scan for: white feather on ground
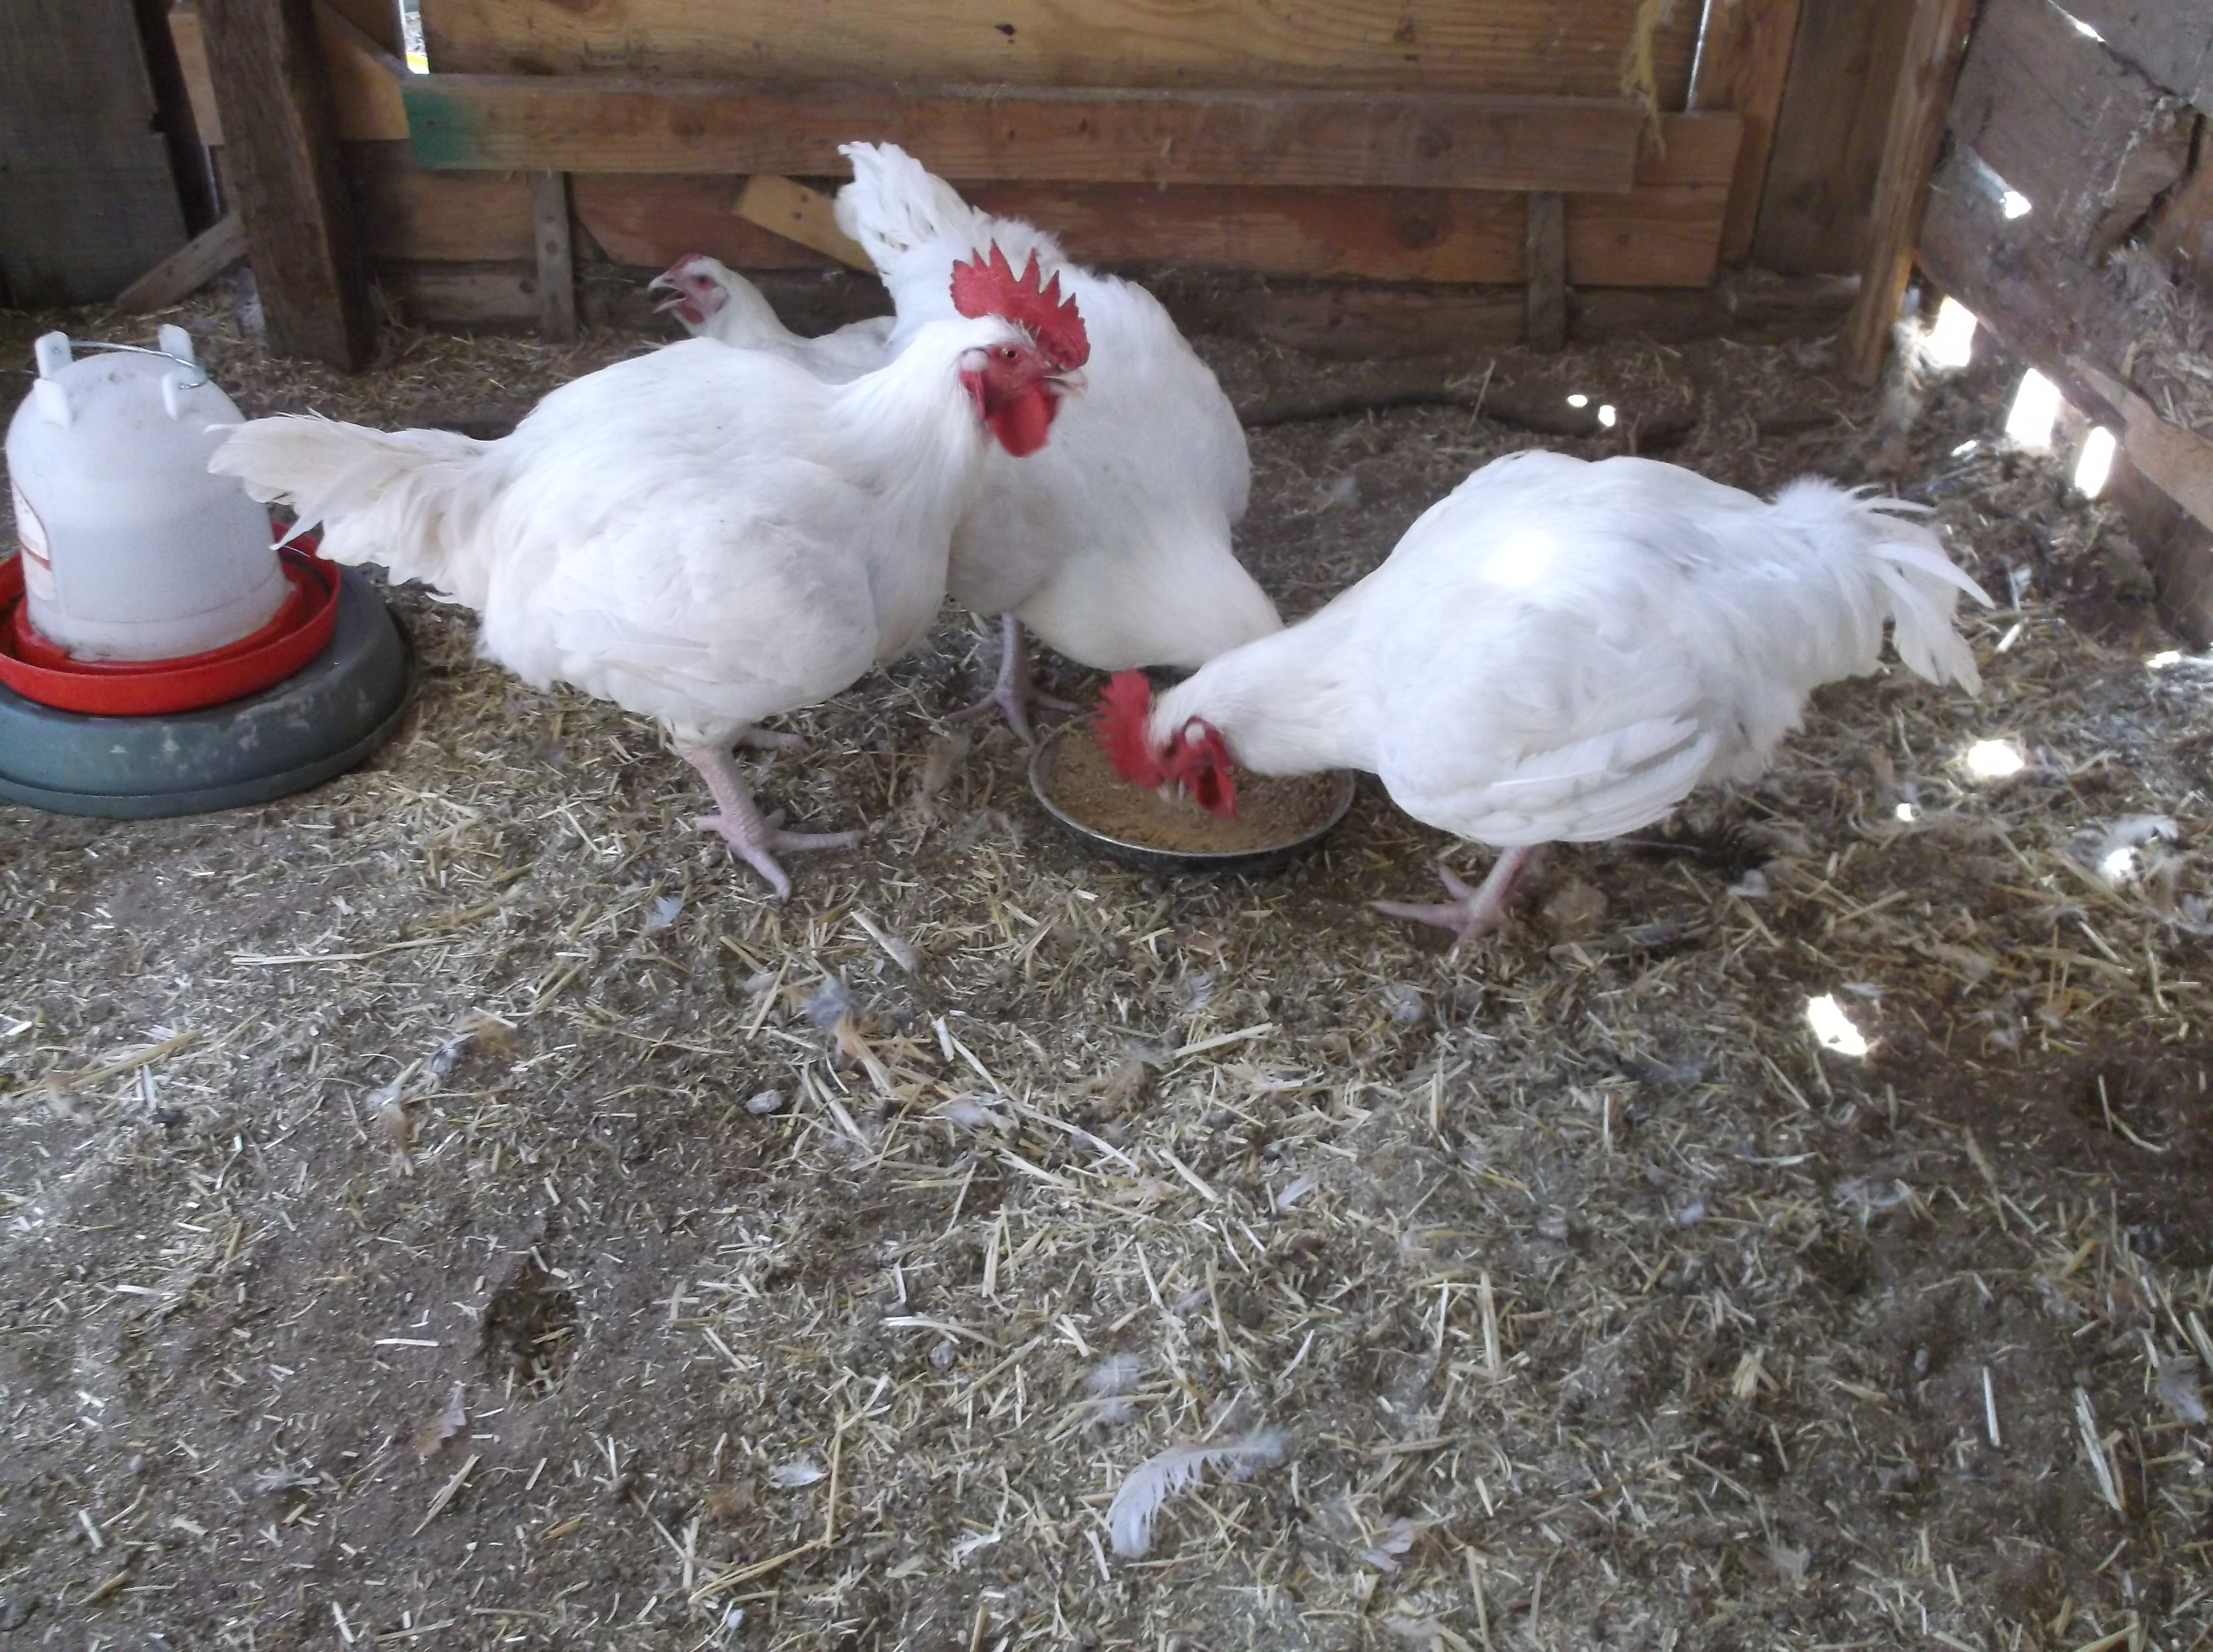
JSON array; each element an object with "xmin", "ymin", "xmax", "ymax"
[{"xmin": 1105, "ymin": 1427, "xmax": 1288, "ymax": 1558}]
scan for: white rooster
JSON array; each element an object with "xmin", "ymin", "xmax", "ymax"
[
  {"xmin": 211, "ymin": 250, "xmax": 1088, "ymax": 899},
  {"xmin": 835, "ymin": 142, "xmax": 1280, "ymax": 741},
  {"xmin": 1095, "ymin": 451, "xmax": 1991, "ymax": 942},
  {"xmin": 648, "ymin": 252, "xmax": 893, "ymax": 382}
]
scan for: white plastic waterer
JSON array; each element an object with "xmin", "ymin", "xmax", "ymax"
[{"xmin": 7, "ymin": 325, "xmax": 285, "ymax": 661}]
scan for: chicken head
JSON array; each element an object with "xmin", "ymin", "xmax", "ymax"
[
  {"xmin": 648, "ymin": 253, "xmax": 726, "ymax": 328},
  {"xmin": 951, "ymin": 246, "xmax": 1089, "ymax": 458},
  {"xmin": 1094, "ymin": 669, "xmax": 1238, "ymax": 818}
]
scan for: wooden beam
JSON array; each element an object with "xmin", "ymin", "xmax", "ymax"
[
  {"xmin": 418, "ymin": 0, "xmax": 1698, "ymax": 103},
  {"xmin": 116, "ymin": 208, "xmax": 248, "ymax": 310},
  {"xmin": 529, "ymin": 170, "xmax": 576, "ymax": 342},
  {"xmin": 1947, "ymin": 0, "xmax": 2195, "ymax": 260},
  {"xmin": 1752, "ymin": 0, "xmax": 1919, "ymax": 276},
  {"xmin": 570, "ymin": 175, "xmax": 833, "ymax": 272},
  {"xmin": 400, "ymin": 77, "xmax": 1646, "ymax": 194},
  {"xmin": 734, "ymin": 176, "xmax": 871, "ymax": 271},
  {"xmin": 1525, "ymin": 191, "xmax": 1567, "ymax": 352},
  {"xmin": 170, "ymin": 1, "xmax": 408, "ymax": 145},
  {"xmin": 197, "ymin": 0, "xmax": 375, "ymax": 367},
  {"xmin": 2047, "ymin": 0, "xmax": 2213, "ymax": 113},
  {"xmin": 1843, "ymin": 0, "xmax": 1979, "ymax": 384},
  {"xmin": 1690, "ymin": 0, "xmax": 1804, "ymax": 263}
]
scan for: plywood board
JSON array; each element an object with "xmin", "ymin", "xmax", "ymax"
[
  {"xmin": 0, "ymin": 0, "xmax": 188, "ymax": 305},
  {"xmin": 401, "ymin": 77, "xmax": 1646, "ymax": 194},
  {"xmin": 417, "ymin": 0, "xmax": 1695, "ymax": 102}
]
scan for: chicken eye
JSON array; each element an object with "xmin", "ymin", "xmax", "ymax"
[{"xmin": 997, "ymin": 346, "xmax": 1018, "ymax": 361}]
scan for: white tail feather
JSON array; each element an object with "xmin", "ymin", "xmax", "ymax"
[
  {"xmin": 1106, "ymin": 1428, "xmax": 1287, "ymax": 1559},
  {"xmin": 209, "ymin": 416, "xmax": 490, "ymax": 602},
  {"xmin": 834, "ymin": 141, "xmax": 1062, "ymax": 277},
  {"xmin": 1770, "ymin": 477, "xmax": 1991, "ymax": 695}
]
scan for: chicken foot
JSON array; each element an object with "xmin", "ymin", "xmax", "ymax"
[
  {"xmin": 949, "ymin": 614, "xmax": 1078, "ymax": 747},
  {"xmin": 675, "ymin": 737, "xmax": 859, "ymax": 900},
  {"xmin": 1372, "ymin": 844, "xmax": 1547, "ymax": 947}
]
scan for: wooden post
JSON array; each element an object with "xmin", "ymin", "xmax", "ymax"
[
  {"xmin": 1843, "ymin": 0, "xmax": 1980, "ymax": 385},
  {"xmin": 197, "ymin": 0, "xmax": 375, "ymax": 368},
  {"xmin": 530, "ymin": 170, "xmax": 577, "ymax": 342},
  {"xmin": 1689, "ymin": 0, "xmax": 1804, "ymax": 264},
  {"xmin": 1524, "ymin": 191, "xmax": 1567, "ymax": 352}
]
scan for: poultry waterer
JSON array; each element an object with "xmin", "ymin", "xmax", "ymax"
[{"xmin": 1, "ymin": 327, "xmax": 412, "ymax": 818}]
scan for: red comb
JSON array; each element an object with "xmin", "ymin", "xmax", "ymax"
[
  {"xmin": 1093, "ymin": 670, "xmax": 1163, "ymax": 787},
  {"xmin": 949, "ymin": 245, "xmax": 1089, "ymax": 371}
]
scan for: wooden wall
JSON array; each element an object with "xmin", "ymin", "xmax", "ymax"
[
  {"xmin": 1911, "ymin": 0, "xmax": 2213, "ymax": 621},
  {"xmin": 165, "ymin": 0, "xmax": 1928, "ymax": 355},
  {"xmin": 1, "ymin": 0, "xmax": 195, "ymax": 306}
]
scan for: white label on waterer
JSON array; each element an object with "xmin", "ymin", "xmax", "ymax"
[{"xmin": 11, "ymin": 483, "xmax": 56, "ymax": 601}]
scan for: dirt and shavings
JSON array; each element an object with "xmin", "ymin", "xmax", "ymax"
[
  {"xmin": 1040, "ymin": 729, "xmax": 1346, "ymax": 856},
  {"xmin": 2, "ymin": 292, "xmax": 2213, "ymax": 1652}
]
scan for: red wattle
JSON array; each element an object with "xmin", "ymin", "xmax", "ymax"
[{"xmin": 987, "ymin": 387, "xmax": 1056, "ymax": 457}]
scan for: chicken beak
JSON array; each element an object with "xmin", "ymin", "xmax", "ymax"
[
  {"xmin": 1047, "ymin": 367, "xmax": 1087, "ymax": 398},
  {"xmin": 647, "ymin": 272, "xmax": 682, "ymax": 313}
]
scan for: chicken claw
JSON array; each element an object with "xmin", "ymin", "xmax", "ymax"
[
  {"xmin": 1372, "ymin": 846, "xmax": 1546, "ymax": 947},
  {"xmin": 676, "ymin": 739, "xmax": 860, "ymax": 900},
  {"xmin": 950, "ymin": 614, "xmax": 1078, "ymax": 747}
]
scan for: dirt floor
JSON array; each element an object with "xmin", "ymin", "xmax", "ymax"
[{"xmin": 2, "ymin": 285, "xmax": 2211, "ymax": 1652}]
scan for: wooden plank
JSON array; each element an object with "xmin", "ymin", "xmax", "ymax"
[
  {"xmin": 199, "ymin": 0, "xmax": 376, "ymax": 367},
  {"xmin": 1918, "ymin": 145, "xmax": 2213, "ymax": 540},
  {"xmin": 1947, "ymin": 0, "xmax": 2195, "ymax": 259},
  {"xmin": 171, "ymin": 1, "xmax": 408, "ymax": 144},
  {"xmin": 417, "ymin": 0, "xmax": 1697, "ymax": 102},
  {"xmin": 570, "ymin": 175, "xmax": 834, "ymax": 270},
  {"xmin": 116, "ymin": 209, "xmax": 248, "ymax": 310},
  {"xmin": 1843, "ymin": 0, "xmax": 1978, "ymax": 384},
  {"xmin": 315, "ymin": 0, "xmax": 410, "ymax": 141},
  {"xmin": 529, "ymin": 170, "xmax": 576, "ymax": 341},
  {"xmin": 170, "ymin": 3, "xmax": 222, "ymax": 143},
  {"xmin": 969, "ymin": 184, "xmax": 1525, "ymax": 283},
  {"xmin": 2051, "ymin": 0, "xmax": 2213, "ymax": 113},
  {"xmin": 734, "ymin": 176, "xmax": 871, "ymax": 271},
  {"xmin": 346, "ymin": 140, "xmax": 532, "ymax": 260},
  {"xmin": 324, "ymin": 0, "xmax": 400, "ymax": 55},
  {"xmin": 1690, "ymin": 0, "xmax": 1803, "ymax": 263},
  {"xmin": 1566, "ymin": 110, "xmax": 1741, "ymax": 287},
  {"xmin": 2071, "ymin": 359, "xmax": 2213, "ymax": 529},
  {"xmin": 1526, "ymin": 191, "xmax": 1567, "ymax": 351},
  {"xmin": 374, "ymin": 260, "xmax": 536, "ymax": 328},
  {"xmin": 400, "ymin": 77, "xmax": 1646, "ymax": 193},
  {"xmin": 0, "ymin": 0, "xmax": 189, "ymax": 305},
  {"xmin": 1752, "ymin": 0, "xmax": 1917, "ymax": 274},
  {"xmin": 375, "ymin": 110, "xmax": 1733, "ymax": 286}
]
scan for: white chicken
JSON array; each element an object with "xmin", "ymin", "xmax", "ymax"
[
  {"xmin": 835, "ymin": 142, "xmax": 1280, "ymax": 741},
  {"xmin": 1096, "ymin": 451, "xmax": 1991, "ymax": 942},
  {"xmin": 648, "ymin": 253, "xmax": 893, "ymax": 383},
  {"xmin": 211, "ymin": 249, "xmax": 1088, "ymax": 898}
]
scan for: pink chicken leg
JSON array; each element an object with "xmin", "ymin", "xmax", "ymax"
[
  {"xmin": 1371, "ymin": 845, "xmax": 1547, "ymax": 947},
  {"xmin": 675, "ymin": 737, "xmax": 860, "ymax": 900},
  {"xmin": 949, "ymin": 613, "xmax": 1079, "ymax": 747}
]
